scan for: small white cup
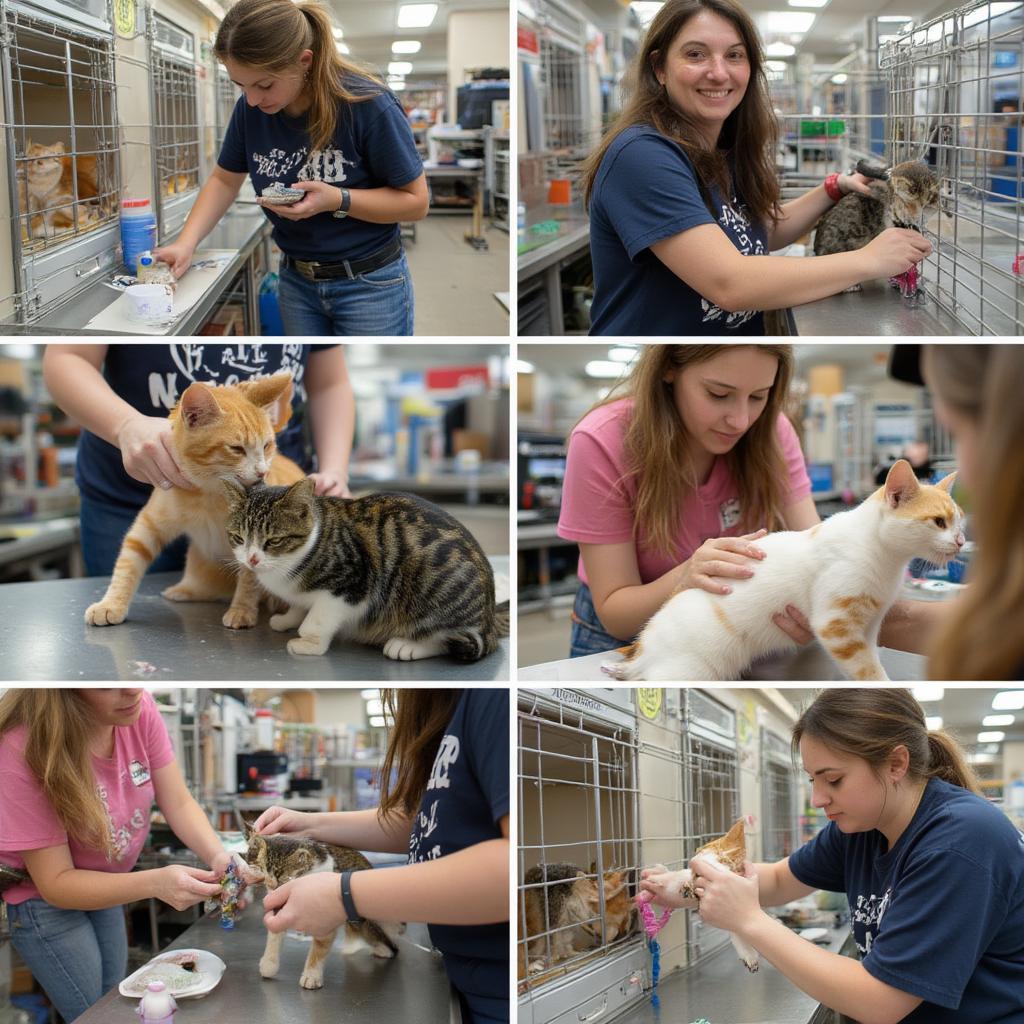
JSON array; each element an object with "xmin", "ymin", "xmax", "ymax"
[{"xmin": 125, "ymin": 283, "xmax": 174, "ymax": 323}]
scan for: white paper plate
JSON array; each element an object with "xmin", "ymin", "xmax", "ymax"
[
  {"xmin": 119, "ymin": 948, "xmax": 226, "ymax": 999},
  {"xmin": 798, "ymin": 927, "xmax": 829, "ymax": 943}
]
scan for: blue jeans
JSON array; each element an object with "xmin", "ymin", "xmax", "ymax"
[
  {"xmin": 569, "ymin": 583, "xmax": 627, "ymax": 658},
  {"xmin": 6, "ymin": 899, "xmax": 127, "ymax": 1023},
  {"xmin": 278, "ymin": 250, "xmax": 414, "ymax": 335},
  {"xmin": 79, "ymin": 493, "xmax": 186, "ymax": 578}
]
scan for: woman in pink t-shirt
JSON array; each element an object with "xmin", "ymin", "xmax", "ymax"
[
  {"xmin": 0, "ymin": 689, "xmax": 232, "ymax": 1022},
  {"xmin": 558, "ymin": 344, "xmax": 820, "ymax": 657}
]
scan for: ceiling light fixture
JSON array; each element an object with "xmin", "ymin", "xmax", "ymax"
[
  {"xmin": 388, "ymin": 61, "xmax": 413, "ymax": 76},
  {"xmin": 913, "ymin": 685, "xmax": 944, "ymax": 703},
  {"xmin": 977, "ymin": 731, "xmax": 1005, "ymax": 743},
  {"xmin": 757, "ymin": 11, "xmax": 817, "ymax": 33},
  {"xmin": 397, "ymin": 4, "xmax": 438, "ymax": 28},
  {"xmin": 982, "ymin": 714, "xmax": 1015, "ymax": 727},
  {"xmin": 992, "ymin": 691, "xmax": 1024, "ymax": 710},
  {"xmin": 585, "ymin": 360, "xmax": 629, "ymax": 379},
  {"xmin": 392, "ymin": 40, "xmax": 422, "ymax": 54},
  {"xmin": 766, "ymin": 42, "xmax": 797, "ymax": 56}
]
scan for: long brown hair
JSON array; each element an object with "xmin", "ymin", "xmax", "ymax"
[
  {"xmin": 0, "ymin": 690, "xmax": 115, "ymax": 856},
  {"xmin": 924, "ymin": 345, "xmax": 1024, "ymax": 680},
  {"xmin": 792, "ymin": 688, "xmax": 981, "ymax": 795},
  {"xmin": 377, "ymin": 690, "xmax": 462, "ymax": 821},
  {"xmin": 581, "ymin": 0, "xmax": 780, "ymax": 227},
  {"xmin": 582, "ymin": 345, "xmax": 794, "ymax": 558},
  {"xmin": 214, "ymin": 0, "xmax": 383, "ymax": 154}
]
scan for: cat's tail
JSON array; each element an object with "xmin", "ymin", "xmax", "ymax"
[
  {"xmin": 358, "ymin": 918, "xmax": 400, "ymax": 958},
  {"xmin": 494, "ymin": 599, "xmax": 510, "ymax": 637}
]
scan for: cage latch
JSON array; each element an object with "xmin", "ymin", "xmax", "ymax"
[{"xmin": 74, "ymin": 257, "xmax": 105, "ymax": 281}]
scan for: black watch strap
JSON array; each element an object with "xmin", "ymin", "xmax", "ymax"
[{"xmin": 340, "ymin": 869, "xmax": 363, "ymax": 923}]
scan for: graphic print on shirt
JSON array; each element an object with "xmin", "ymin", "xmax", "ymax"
[
  {"xmin": 408, "ymin": 733, "xmax": 460, "ymax": 864},
  {"xmin": 147, "ymin": 343, "xmax": 309, "ymax": 411},
  {"xmin": 852, "ymin": 888, "xmax": 892, "ymax": 955},
  {"xmin": 252, "ymin": 145, "xmax": 356, "ymax": 185},
  {"xmin": 128, "ymin": 759, "xmax": 151, "ymax": 787},
  {"xmin": 719, "ymin": 497, "xmax": 742, "ymax": 531},
  {"xmin": 97, "ymin": 783, "xmax": 148, "ymax": 862},
  {"xmin": 700, "ymin": 198, "xmax": 767, "ymax": 329}
]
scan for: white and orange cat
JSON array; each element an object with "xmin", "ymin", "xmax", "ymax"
[
  {"xmin": 85, "ymin": 373, "xmax": 303, "ymax": 630},
  {"xmin": 607, "ymin": 460, "xmax": 963, "ymax": 681},
  {"xmin": 18, "ymin": 141, "xmax": 101, "ymax": 239}
]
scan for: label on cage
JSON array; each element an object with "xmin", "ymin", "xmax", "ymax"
[
  {"xmin": 114, "ymin": 0, "xmax": 135, "ymax": 37},
  {"xmin": 637, "ymin": 689, "xmax": 663, "ymax": 720},
  {"xmin": 550, "ymin": 688, "xmax": 604, "ymax": 713}
]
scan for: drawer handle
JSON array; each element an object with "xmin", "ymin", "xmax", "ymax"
[
  {"xmin": 578, "ymin": 996, "xmax": 608, "ymax": 1022},
  {"xmin": 75, "ymin": 260, "xmax": 103, "ymax": 280}
]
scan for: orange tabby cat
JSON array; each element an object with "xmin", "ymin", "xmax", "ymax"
[
  {"xmin": 18, "ymin": 141, "xmax": 100, "ymax": 238},
  {"xmin": 85, "ymin": 373, "xmax": 303, "ymax": 630}
]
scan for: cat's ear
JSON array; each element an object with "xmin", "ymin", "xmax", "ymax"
[
  {"xmin": 178, "ymin": 382, "xmax": 223, "ymax": 429},
  {"xmin": 883, "ymin": 459, "xmax": 920, "ymax": 509},
  {"xmin": 934, "ymin": 471, "xmax": 957, "ymax": 494},
  {"xmin": 238, "ymin": 373, "xmax": 294, "ymax": 433},
  {"xmin": 222, "ymin": 478, "xmax": 247, "ymax": 509},
  {"xmin": 285, "ymin": 477, "xmax": 317, "ymax": 504}
]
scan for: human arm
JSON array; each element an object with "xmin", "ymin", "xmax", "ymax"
[
  {"xmin": 40, "ymin": 344, "xmax": 194, "ymax": 490},
  {"xmin": 262, "ymin": 816, "xmax": 509, "ymax": 936},
  {"xmin": 261, "ymin": 174, "xmax": 429, "ymax": 223},
  {"xmin": 304, "ymin": 346, "xmax": 355, "ymax": 498},
  {"xmin": 638, "ymin": 856, "xmax": 814, "ymax": 909},
  {"xmin": 154, "ymin": 165, "xmax": 248, "ymax": 277},
  {"xmin": 151, "ymin": 760, "xmax": 229, "ymax": 875},
  {"xmin": 252, "ymin": 805, "xmax": 415, "ymax": 855},
  {"xmin": 878, "ymin": 598, "xmax": 954, "ymax": 655},
  {"xmin": 766, "ymin": 173, "xmax": 875, "ymax": 251}
]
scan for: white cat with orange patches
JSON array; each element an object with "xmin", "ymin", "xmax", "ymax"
[
  {"xmin": 85, "ymin": 373, "xmax": 304, "ymax": 629},
  {"xmin": 607, "ymin": 460, "xmax": 963, "ymax": 681}
]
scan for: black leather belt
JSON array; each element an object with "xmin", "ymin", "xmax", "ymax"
[{"xmin": 284, "ymin": 240, "xmax": 402, "ymax": 281}]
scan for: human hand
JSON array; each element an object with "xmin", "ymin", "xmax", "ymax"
[
  {"xmin": 251, "ymin": 805, "xmax": 318, "ymax": 838},
  {"xmin": 837, "ymin": 172, "xmax": 874, "ymax": 198},
  {"xmin": 772, "ymin": 604, "xmax": 814, "ymax": 645},
  {"xmin": 152, "ymin": 240, "xmax": 195, "ymax": 279},
  {"xmin": 259, "ymin": 181, "xmax": 342, "ymax": 221},
  {"xmin": 688, "ymin": 856, "xmax": 762, "ymax": 937},
  {"xmin": 263, "ymin": 872, "xmax": 346, "ymax": 938},
  {"xmin": 638, "ymin": 865, "xmax": 700, "ymax": 910},
  {"xmin": 114, "ymin": 414, "xmax": 196, "ymax": 491},
  {"xmin": 863, "ymin": 227, "xmax": 932, "ymax": 278},
  {"xmin": 307, "ymin": 471, "xmax": 351, "ymax": 498},
  {"xmin": 153, "ymin": 864, "xmax": 224, "ymax": 911},
  {"xmin": 675, "ymin": 529, "xmax": 768, "ymax": 596}
]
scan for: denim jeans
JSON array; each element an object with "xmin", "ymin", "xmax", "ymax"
[
  {"xmin": 277, "ymin": 250, "xmax": 414, "ymax": 336},
  {"xmin": 569, "ymin": 583, "xmax": 627, "ymax": 658},
  {"xmin": 6, "ymin": 899, "xmax": 127, "ymax": 1023},
  {"xmin": 79, "ymin": 493, "xmax": 186, "ymax": 578}
]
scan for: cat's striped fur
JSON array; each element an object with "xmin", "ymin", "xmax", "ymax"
[{"xmin": 224, "ymin": 479, "xmax": 509, "ymax": 660}]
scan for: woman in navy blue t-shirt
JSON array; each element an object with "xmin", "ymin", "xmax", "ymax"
[
  {"xmin": 581, "ymin": 0, "xmax": 932, "ymax": 336},
  {"xmin": 156, "ymin": 0, "xmax": 427, "ymax": 336},
  {"xmin": 641, "ymin": 689, "xmax": 1024, "ymax": 1023}
]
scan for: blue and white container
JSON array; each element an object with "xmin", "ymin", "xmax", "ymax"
[{"xmin": 120, "ymin": 198, "xmax": 157, "ymax": 274}]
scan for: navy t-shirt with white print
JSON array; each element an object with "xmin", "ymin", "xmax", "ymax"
[
  {"xmin": 588, "ymin": 124, "xmax": 767, "ymax": 336},
  {"xmin": 407, "ymin": 689, "xmax": 509, "ymax": 1021},
  {"xmin": 788, "ymin": 777, "xmax": 1024, "ymax": 1023},
  {"xmin": 218, "ymin": 76, "xmax": 422, "ymax": 261},
  {"xmin": 76, "ymin": 343, "xmax": 336, "ymax": 510}
]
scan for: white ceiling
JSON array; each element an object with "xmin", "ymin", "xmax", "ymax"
[{"xmin": 328, "ymin": 0, "xmax": 509, "ymax": 81}]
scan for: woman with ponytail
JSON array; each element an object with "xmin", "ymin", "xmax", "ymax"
[
  {"xmin": 156, "ymin": 0, "xmax": 427, "ymax": 335},
  {"xmin": 640, "ymin": 689, "xmax": 1024, "ymax": 1022}
]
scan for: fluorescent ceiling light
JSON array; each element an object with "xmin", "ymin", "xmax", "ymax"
[
  {"xmin": 977, "ymin": 731, "xmax": 1005, "ymax": 743},
  {"xmin": 913, "ymin": 685, "xmax": 944, "ymax": 702},
  {"xmin": 758, "ymin": 11, "xmax": 816, "ymax": 33},
  {"xmin": 766, "ymin": 42, "xmax": 797, "ymax": 56},
  {"xmin": 788, "ymin": 0, "xmax": 829, "ymax": 7},
  {"xmin": 516, "ymin": 360, "xmax": 535, "ymax": 374},
  {"xmin": 877, "ymin": 14, "xmax": 912, "ymax": 20},
  {"xmin": 397, "ymin": 3, "xmax": 438, "ymax": 28},
  {"xmin": 332, "ymin": 26, "xmax": 343, "ymax": 38},
  {"xmin": 992, "ymin": 690, "xmax": 1024, "ymax": 710},
  {"xmin": 586, "ymin": 360, "xmax": 629, "ymax": 379},
  {"xmin": 965, "ymin": 2, "xmax": 1020, "ymax": 28},
  {"xmin": 982, "ymin": 714, "xmax": 1015, "ymax": 727},
  {"xmin": 360, "ymin": 689, "xmax": 378, "ymax": 700},
  {"xmin": 608, "ymin": 346, "xmax": 638, "ymax": 363},
  {"xmin": 369, "ymin": 715, "xmax": 387, "ymax": 727},
  {"xmin": 766, "ymin": 59, "xmax": 789, "ymax": 70},
  {"xmin": 519, "ymin": 1, "xmax": 538, "ymax": 20},
  {"xmin": 925, "ymin": 716, "xmax": 943, "ymax": 731},
  {"xmin": 389, "ymin": 61, "xmax": 414, "ymax": 76},
  {"xmin": 392, "ymin": 40, "xmax": 422, "ymax": 54},
  {"xmin": 630, "ymin": 2, "xmax": 665, "ymax": 27},
  {"xmin": 391, "ymin": 81, "xmax": 407, "ymax": 90},
  {"xmin": 337, "ymin": 42, "xmax": 350, "ymax": 54},
  {"xmin": 831, "ymin": 73, "xmax": 848, "ymax": 84}
]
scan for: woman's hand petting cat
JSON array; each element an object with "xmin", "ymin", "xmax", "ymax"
[
  {"xmin": 862, "ymin": 228, "xmax": 933, "ymax": 277},
  {"xmin": 152, "ymin": 241, "xmax": 195, "ymax": 279},
  {"xmin": 153, "ymin": 864, "xmax": 224, "ymax": 911},
  {"xmin": 252, "ymin": 805, "xmax": 320, "ymax": 838},
  {"xmin": 689, "ymin": 855, "xmax": 763, "ymax": 938},
  {"xmin": 263, "ymin": 873, "xmax": 345, "ymax": 938},
  {"xmin": 259, "ymin": 181, "xmax": 343, "ymax": 221},
  {"xmin": 638, "ymin": 865, "xmax": 700, "ymax": 910},
  {"xmin": 772, "ymin": 604, "xmax": 815, "ymax": 646},
  {"xmin": 675, "ymin": 530, "xmax": 768, "ymax": 596},
  {"xmin": 114, "ymin": 413, "xmax": 196, "ymax": 491},
  {"xmin": 307, "ymin": 470, "xmax": 351, "ymax": 498},
  {"xmin": 836, "ymin": 172, "xmax": 874, "ymax": 198}
]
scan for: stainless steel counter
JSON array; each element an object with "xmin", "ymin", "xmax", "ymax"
[
  {"xmin": 517, "ymin": 641, "xmax": 926, "ymax": 683},
  {"xmin": 3, "ymin": 205, "xmax": 270, "ymax": 336},
  {"xmin": 0, "ymin": 562, "xmax": 510, "ymax": 681},
  {"xmin": 79, "ymin": 906, "xmax": 452, "ymax": 1024}
]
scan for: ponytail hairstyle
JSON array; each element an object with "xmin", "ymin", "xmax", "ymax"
[
  {"xmin": 792, "ymin": 688, "xmax": 981, "ymax": 796},
  {"xmin": 214, "ymin": 0, "xmax": 383, "ymax": 154},
  {"xmin": 0, "ymin": 690, "xmax": 115, "ymax": 856}
]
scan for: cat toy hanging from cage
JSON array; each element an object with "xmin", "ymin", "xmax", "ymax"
[{"xmin": 636, "ymin": 889, "xmax": 673, "ymax": 1009}]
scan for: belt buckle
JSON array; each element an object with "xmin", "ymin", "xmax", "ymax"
[{"xmin": 294, "ymin": 258, "xmax": 319, "ymax": 280}]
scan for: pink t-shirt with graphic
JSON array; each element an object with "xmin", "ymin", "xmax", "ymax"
[
  {"xmin": 0, "ymin": 691, "xmax": 176, "ymax": 905},
  {"xmin": 558, "ymin": 399, "xmax": 812, "ymax": 586}
]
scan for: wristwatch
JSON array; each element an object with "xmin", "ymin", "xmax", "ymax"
[
  {"xmin": 339, "ymin": 869, "xmax": 363, "ymax": 923},
  {"xmin": 332, "ymin": 188, "xmax": 352, "ymax": 220}
]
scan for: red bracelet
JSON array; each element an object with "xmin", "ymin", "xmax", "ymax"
[{"xmin": 824, "ymin": 173, "xmax": 844, "ymax": 202}]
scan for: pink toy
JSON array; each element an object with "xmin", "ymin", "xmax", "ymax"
[
  {"xmin": 890, "ymin": 262, "xmax": 919, "ymax": 298},
  {"xmin": 1013, "ymin": 254, "xmax": 1023, "ymax": 276},
  {"xmin": 136, "ymin": 980, "xmax": 176, "ymax": 1024},
  {"xmin": 636, "ymin": 889, "xmax": 673, "ymax": 939}
]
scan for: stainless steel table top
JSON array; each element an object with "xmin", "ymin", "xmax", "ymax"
[
  {"xmin": 79, "ymin": 907, "xmax": 452, "ymax": 1024},
  {"xmin": 0, "ymin": 562, "xmax": 510, "ymax": 682}
]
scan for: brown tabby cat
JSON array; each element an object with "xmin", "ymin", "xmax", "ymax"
[
  {"xmin": 18, "ymin": 141, "xmax": 100, "ymax": 239},
  {"xmin": 223, "ymin": 479, "xmax": 510, "ymax": 659},
  {"xmin": 242, "ymin": 825, "xmax": 400, "ymax": 990},
  {"xmin": 85, "ymin": 373, "xmax": 303, "ymax": 630},
  {"xmin": 520, "ymin": 864, "xmax": 631, "ymax": 977}
]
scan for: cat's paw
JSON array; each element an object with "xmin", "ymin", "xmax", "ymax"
[
  {"xmin": 288, "ymin": 636, "xmax": 328, "ymax": 656},
  {"xmin": 161, "ymin": 583, "xmax": 198, "ymax": 602},
  {"xmin": 85, "ymin": 601, "xmax": 126, "ymax": 626},
  {"xmin": 269, "ymin": 610, "xmax": 302, "ymax": 632},
  {"xmin": 371, "ymin": 943, "xmax": 396, "ymax": 958},
  {"xmin": 299, "ymin": 967, "xmax": 324, "ymax": 990},
  {"xmin": 223, "ymin": 605, "xmax": 259, "ymax": 630},
  {"xmin": 259, "ymin": 956, "xmax": 280, "ymax": 979},
  {"xmin": 383, "ymin": 636, "xmax": 443, "ymax": 661},
  {"xmin": 527, "ymin": 958, "xmax": 548, "ymax": 975}
]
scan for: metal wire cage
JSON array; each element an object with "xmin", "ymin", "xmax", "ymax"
[
  {"xmin": 148, "ymin": 10, "xmax": 199, "ymax": 241},
  {"xmin": 881, "ymin": 0, "xmax": 1024, "ymax": 334},
  {"xmin": 761, "ymin": 728, "xmax": 799, "ymax": 863},
  {"xmin": 517, "ymin": 689, "xmax": 643, "ymax": 1015},
  {"xmin": 214, "ymin": 65, "xmax": 239, "ymax": 146}
]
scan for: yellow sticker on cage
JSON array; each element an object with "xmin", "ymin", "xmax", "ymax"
[
  {"xmin": 114, "ymin": 0, "xmax": 136, "ymax": 38},
  {"xmin": 637, "ymin": 688, "xmax": 662, "ymax": 720}
]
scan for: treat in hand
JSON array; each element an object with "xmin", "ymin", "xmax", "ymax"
[{"xmin": 217, "ymin": 859, "xmax": 248, "ymax": 930}]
